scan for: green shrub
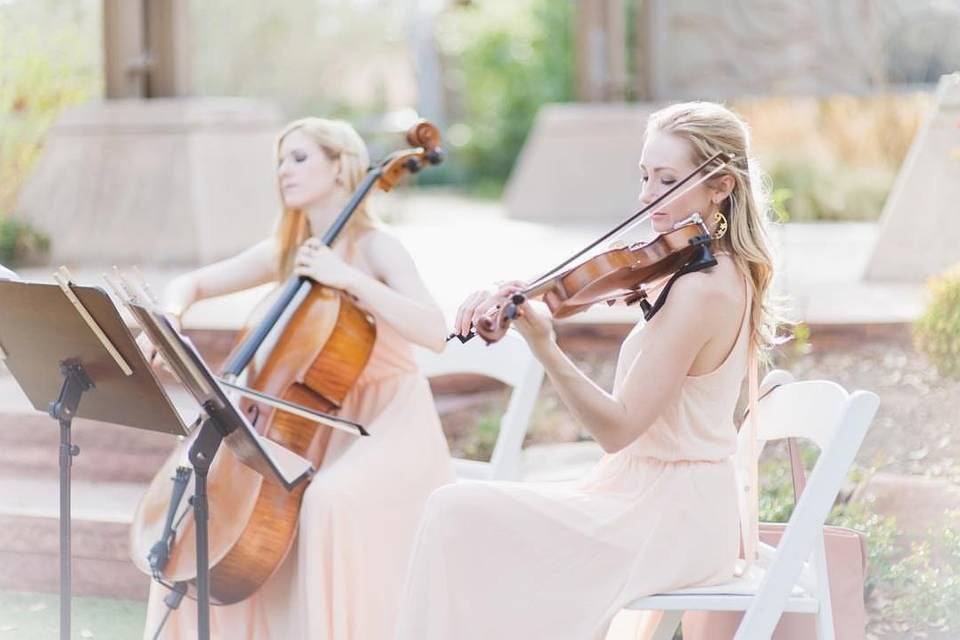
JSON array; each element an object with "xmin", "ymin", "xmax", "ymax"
[
  {"xmin": 766, "ymin": 157, "xmax": 894, "ymax": 222},
  {"xmin": 914, "ymin": 264, "xmax": 960, "ymax": 378},
  {"xmin": 0, "ymin": 1, "xmax": 99, "ymax": 214},
  {"xmin": 459, "ymin": 411, "xmax": 501, "ymax": 462},
  {"xmin": 884, "ymin": 513, "xmax": 960, "ymax": 631},
  {"xmin": 759, "ymin": 454, "xmax": 898, "ymax": 597},
  {"xmin": 434, "ymin": 0, "xmax": 574, "ymax": 194},
  {"xmin": 0, "ymin": 217, "xmax": 49, "ymax": 267}
]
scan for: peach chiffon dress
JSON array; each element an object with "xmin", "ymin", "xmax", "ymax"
[
  {"xmin": 143, "ymin": 313, "xmax": 455, "ymax": 639},
  {"xmin": 395, "ymin": 278, "xmax": 753, "ymax": 640}
]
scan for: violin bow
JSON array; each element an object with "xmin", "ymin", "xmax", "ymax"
[
  {"xmin": 446, "ymin": 152, "xmax": 736, "ymax": 343},
  {"xmin": 522, "ymin": 152, "xmax": 736, "ymax": 294}
]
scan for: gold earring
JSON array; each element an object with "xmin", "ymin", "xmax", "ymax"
[{"xmin": 712, "ymin": 211, "xmax": 728, "ymax": 240}]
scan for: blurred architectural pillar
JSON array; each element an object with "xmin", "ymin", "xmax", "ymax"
[
  {"xmin": 504, "ymin": 103, "xmax": 654, "ymax": 224},
  {"xmin": 408, "ymin": 0, "xmax": 447, "ymax": 128},
  {"xmin": 865, "ymin": 73, "xmax": 960, "ymax": 282},
  {"xmin": 16, "ymin": 99, "xmax": 283, "ymax": 266},
  {"xmin": 633, "ymin": 0, "xmax": 652, "ymax": 101},
  {"xmin": 103, "ymin": 0, "xmax": 190, "ymax": 98},
  {"xmin": 575, "ymin": 0, "xmax": 628, "ymax": 102},
  {"xmin": 17, "ymin": 1, "xmax": 284, "ymax": 267}
]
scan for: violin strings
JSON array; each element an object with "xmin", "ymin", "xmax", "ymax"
[{"xmin": 521, "ymin": 152, "xmax": 735, "ymax": 295}]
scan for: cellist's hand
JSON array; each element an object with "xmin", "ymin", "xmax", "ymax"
[{"xmin": 294, "ymin": 238, "xmax": 361, "ymax": 292}]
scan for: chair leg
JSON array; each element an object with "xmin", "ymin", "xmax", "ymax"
[
  {"xmin": 647, "ymin": 611, "xmax": 682, "ymax": 640},
  {"xmin": 815, "ymin": 608, "xmax": 835, "ymax": 640}
]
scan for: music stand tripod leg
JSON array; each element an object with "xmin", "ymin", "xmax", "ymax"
[
  {"xmin": 47, "ymin": 360, "xmax": 94, "ymax": 640},
  {"xmin": 187, "ymin": 411, "xmax": 225, "ymax": 640}
]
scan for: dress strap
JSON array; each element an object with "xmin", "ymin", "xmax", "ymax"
[{"xmin": 734, "ymin": 270, "xmax": 759, "ymax": 576}]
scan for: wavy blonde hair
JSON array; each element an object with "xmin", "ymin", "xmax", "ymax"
[
  {"xmin": 646, "ymin": 101, "xmax": 785, "ymax": 353},
  {"xmin": 274, "ymin": 118, "xmax": 380, "ymax": 277}
]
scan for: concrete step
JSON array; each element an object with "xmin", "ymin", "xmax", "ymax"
[
  {"xmin": 0, "ymin": 413, "xmax": 177, "ymax": 485},
  {"xmin": 0, "ymin": 474, "xmax": 149, "ymax": 598},
  {"xmin": 0, "ymin": 513, "xmax": 148, "ymax": 600}
]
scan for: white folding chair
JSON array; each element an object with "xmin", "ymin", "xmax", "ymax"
[
  {"xmin": 622, "ymin": 370, "xmax": 880, "ymax": 640},
  {"xmin": 414, "ymin": 331, "xmax": 545, "ymax": 481}
]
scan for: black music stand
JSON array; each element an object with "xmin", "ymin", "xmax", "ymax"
[
  {"xmin": 122, "ymin": 299, "xmax": 315, "ymax": 640},
  {"xmin": 0, "ymin": 277, "xmax": 190, "ymax": 640}
]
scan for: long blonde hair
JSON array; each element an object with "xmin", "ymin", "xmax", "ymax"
[
  {"xmin": 646, "ymin": 101, "xmax": 785, "ymax": 353},
  {"xmin": 274, "ymin": 118, "xmax": 380, "ymax": 277}
]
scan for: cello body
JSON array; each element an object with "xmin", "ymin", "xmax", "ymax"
[{"xmin": 130, "ymin": 287, "xmax": 375, "ymax": 604}]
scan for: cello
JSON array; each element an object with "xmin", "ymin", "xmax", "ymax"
[{"xmin": 129, "ymin": 120, "xmax": 444, "ymax": 605}]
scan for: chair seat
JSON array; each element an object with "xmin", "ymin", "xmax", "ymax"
[
  {"xmin": 624, "ymin": 565, "xmax": 818, "ymax": 614},
  {"xmin": 452, "ymin": 458, "xmax": 494, "ymax": 480}
]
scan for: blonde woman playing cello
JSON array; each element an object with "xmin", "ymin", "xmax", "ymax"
[{"xmin": 142, "ymin": 118, "xmax": 454, "ymax": 640}]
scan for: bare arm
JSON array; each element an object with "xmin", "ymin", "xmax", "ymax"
[
  {"xmin": 346, "ymin": 230, "xmax": 447, "ymax": 352},
  {"xmin": 162, "ymin": 239, "xmax": 278, "ymax": 319},
  {"xmin": 524, "ymin": 277, "xmax": 722, "ymax": 452}
]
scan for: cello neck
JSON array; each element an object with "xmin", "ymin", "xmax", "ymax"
[
  {"xmin": 320, "ymin": 168, "xmax": 382, "ymax": 246},
  {"xmin": 222, "ymin": 165, "xmax": 385, "ymax": 378}
]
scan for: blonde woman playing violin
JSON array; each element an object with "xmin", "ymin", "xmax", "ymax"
[{"xmin": 396, "ymin": 101, "xmax": 782, "ymax": 640}]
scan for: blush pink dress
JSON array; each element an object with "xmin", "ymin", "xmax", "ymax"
[{"xmin": 395, "ymin": 280, "xmax": 752, "ymax": 640}]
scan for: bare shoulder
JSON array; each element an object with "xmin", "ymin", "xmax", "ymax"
[
  {"xmin": 357, "ymin": 226, "xmax": 401, "ymax": 253},
  {"xmin": 663, "ymin": 256, "xmax": 745, "ymax": 319},
  {"xmin": 357, "ymin": 226, "xmax": 413, "ymax": 274}
]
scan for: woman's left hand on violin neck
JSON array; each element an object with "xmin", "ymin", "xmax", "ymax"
[
  {"xmin": 294, "ymin": 237, "xmax": 363, "ymax": 292},
  {"xmin": 457, "ymin": 281, "xmax": 556, "ymax": 351}
]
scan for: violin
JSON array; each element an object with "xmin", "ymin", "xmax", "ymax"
[
  {"xmin": 455, "ymin": 152, "xmax": 735, "ymax": 345},
  {"xmin": 129, "ymin": 120, "xmax": 444, "ymax": 605}
]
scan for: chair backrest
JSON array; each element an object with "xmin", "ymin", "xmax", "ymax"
[
  {"xmin": 413, "ymin": 331, "xmax": 545, "ymax": 480},
  {"xmin": 735, "ymin": 369, "xmax": 879, "ymax": 639}
]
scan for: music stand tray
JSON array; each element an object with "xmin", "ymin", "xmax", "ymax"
[
  {"xmin": 0, "ymin": 279, "xmax": 191, "ymax": 640},
  {"xmin": 122, "ymin": 300, "xmax": 313, "ymax": 640}
]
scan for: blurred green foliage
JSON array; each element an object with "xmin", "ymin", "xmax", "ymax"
[
  {"xmin": 432, "ymin": 0, "xmax": 574, "ymax": 195},
  {"xmin": 760, "ymin": 450, "xmax": 960, "ymax": 632},
  {"xmin": 0, "ymin": 0, "xmax": 99, "ymax": 264},
  {"xmin": 914, "ymin": 264, "xmax": 960, "ymax": 378}
]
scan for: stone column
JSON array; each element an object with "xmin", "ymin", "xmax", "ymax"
[
  {"xmin": 103, "ymin": 0, "xmax": 190, "ymax": 99},
  {"xmin": 575, "ymin": 0, "xmax": 628, "ymax": 102},
  {"xmin": 102, "ymin": 0, "xmax": 147, "ymax": 98},
  {"xmin": 866, "ymin": 73, "xmax": 960, "ymax": 282}
]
